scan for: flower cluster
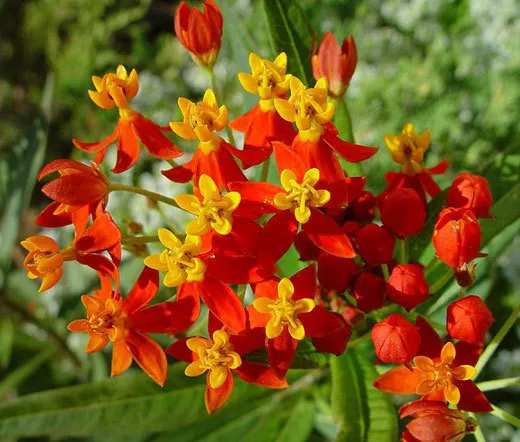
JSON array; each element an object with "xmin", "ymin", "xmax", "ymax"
[{"xmin": 23, "ymin": 0, "xmax": 496, "ymax": 434}]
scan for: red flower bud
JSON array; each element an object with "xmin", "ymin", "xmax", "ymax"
[
  {"xmin": 353, "ymin": 272, "xmax": 386, "ymax": 313},
  {"xmin": 433, "ymin": 208, "xmax": 482, "ymax": 269},
  {"xmin": 387, "ymin": 264, "xmax": 429, "ymax": 310},
  {"xmin": 311, "ymin": 33, "xmax": 357, "ymax": 98},
  {"xmin": 351, "ymin": 190, "xmax": 375, "ymax": 222},
  {"xmin": 447, "ymin": 173, "xmax": 493, "ymax": 218},
  {"xmin": 174, "ymin": 0, "xmax": 223, "ymax": 67},
  {"xmin": 447, "ymin": 295, "xmax": 494, "ymax": 345},
  {"xmin": 381, "ymin": 189, "xmax": 426, "ymax": 238},
  {"xmin": 318, "ymin": 253, "xmax": 360, "ymax": 292},
  {"xmin": 355, "ymin": 223, "xmax": 395, "ymax": 265},
  {"xmin": 371, "ymin": 314, "xmax": 420, "ymax": 363},
  {"xmin": 400, "ymin": 400, "xmax": 478, "ymax": 442}
]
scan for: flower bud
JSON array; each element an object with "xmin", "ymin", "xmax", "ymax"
[
  {"xmin": 351, "ymin": 191, "xmax": 375, "ymax": 222},
  {"xmin": 355, "ymin": 223, "xmax": 395, "ymax": 265},
  {"xmin": 447, "ymin": 173, "xmax": 493, "ymax": 218},
  {"xmin": 371, "ymin": 314, "xmax": 420, "ymax": 363},
  {"xmin": 399, "ymin": 400, "xmax": 478, "ymax": 442},
  {"xmin": 311, "ymin": 33, "xmax": 357, "ymax": 98},
  {"xmin": 447, "ymin": 295, "xmax": 494, "ymax": 345},
  {"xmin": 433, "ymin": 208, "xmax": 482, "ymax": 269},
  {"xmin": 380, "ymin": 188, "xmax": 426, "ymax": 238},
  {"xmin": 318, "ymin": 253, "xmax": 360, "ymax": 292},
  {"xmin": 353, "ymin": 272, "xmax": 386, "ymax": 313},
  {"xmin": 174, "ymin": 0, "xmax": 223, "ymax": 67},
  {"xmin": 387, "ymin": 264, "xmax": 429, "ymax": 310}
]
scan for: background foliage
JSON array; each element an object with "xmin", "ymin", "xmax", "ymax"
[{"xmin": 0, "ymin": 0, "xmax": 519, "ymax": 440}]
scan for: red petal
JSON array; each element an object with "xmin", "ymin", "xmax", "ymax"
[
  {"xmin": 312, "ymin": 319, "xmax": 351, "ymax": 355},
  {"xmin": 323, "ymin": 127, "xmax": 378, "ymax": 162},
  {"xmin": 221, "ymin": 138, "xmax": 269, "ymax": 171},
  {"xmin": 272, "ymin": 141, "xmax": 306, "ymax": 181},
  {"xmin": 113, "ymin": 119, "xmax": 140, "ymax": 173},
  {"xmin": 253, "ymin": 277, "xmax": 280, "ymax": 300},
  {"xmin": 373, "ymin": 366, "xmax": 424, "ymax": 394},
  {"xmin": 205, "ymin": 371, "xmax": 233, "ymax": 414},
  {"xmin": 211, "ymin": 217, "xmax": 262, "ymax": 257},
  {"xmin": 111, "ymin": 340, "xmax": 133, "ymax": 377},
  {"xmin": 206, "ymin": 255, "xmax": 273, "ymax": 284},
  {"xmin": 130, "ymin": 298, "xmax": 197, "ymax": 334},
  {"xmin": 267, "ymin": 328, "xmax": 298, "ymax": 379},
  {"xmin": 454, "ymin": 380, "xmax": 493, "ymax": 412},
  {"xmin": 73, "ymin": 125, "xmax": 119, "ymax": 153},
  {"xmin": 197, "ymin": 277, "xmax": 246, "ymax": 334},
  {"xmin": 293, "ymin": 136, "xmax": 344, "ymax": 183},
  {"xmin": 228, "ymin": 181, "xmax": 280, "ymax": 212},
  {"xmin": 453, "ymin": 341, "xmax": 482, "ymax": 367},
  {"xmin": 75, "ymin": 211, "xmax": 121, "ymax": 254},
  {"xmin": 125, "ymin": 331, "xmax": 167, "ymax": 386},
  {"xmin": 290, "ymin": 264, "xmax": 317, "ymax": 300},
  {"xmin": 41, "ymin": 174, "xmax": 107, "ymax": 206},
  {"xmin": 229, "ymin": 107, "xmax": 255, "ymax": 132},
  {"xmin": 36, "ymin": 202, "xmax": 73, "ymax": 228},
  {"xmin": 317, "ymin": 253, "xmax": 360, "ymax": 292},
  {"xmin": 303, "ymin": 209, "xmax": 356, "ymax": 258},
  {"xmin": 38, "ymin": 159, "xmax": 93, "ymax": 180},
  {"xmin": 415, "ymin": 316, "xmax": 444, "ymax": 359},
  {"xmin": 427, "ymin": 159, "xmax": 449, "ymax": 175},
  {"xmin": 122, "ymin": 267, "xmax": 159, "ymax": 315},
  {"xmin": 77, "ymin": 254, "xmax": 119, "ymax": 291},
  {"xmin": 419, "ymin": 172, "xmax": 441, "ymax": 198},
  {"xmin": 132, "ymin": 113, "xmax": 183, "ymax": 159},
  {"xmin": 300, "ymin": 306, "xmax": 346, "ymax": 338},
  {"xmin": 166, "ymin": 337, "xmax": 194, "ymax": 362},
  {"xmin": 326, "ymin": 176, "xmax": 366, "ymax": 208},
  {"xmin": 162, "ymin": 158, "xmax": 195, "ymax": 183},
  {"xmin": 258, "ymin": 211, "xmax": 299, "ymax": 266},
  {"xmin": 176, "ymin": 281, "xmax": 201, "ymax": 323},
  {"xmin": 235, "ymin": 362, "xmax": 288, "ymax": 388}
]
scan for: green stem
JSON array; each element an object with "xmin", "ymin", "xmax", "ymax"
[
  {"xmin": 381, "ymin": 263, "xmax": 390, "ymax": 281},
  {"xmin": 348, "ymin": 332, "xmax": 371, "ymax": 348},
  {"xmin": 260, "ymin": 155, "xmax": 271, "ymax": 183},
  {"xmin": 471, "ymin": 417, "xmax": 486, "ymax": 442},
  {"xmin": 424, "ymin": 256, "xmax": 439, "ymax": 276},
  {"xmin": 166, "ymin": 159, "xmax": 179, "ymax": 168},
  {"xmin": 109, "ymin": 182, "xmax": 178, "ymax": 208},
  {"xmin": 121, "ymin": 235, "xmax": 160, "ymax": 246},
  {"xmin": 428, "ymin": 269, "xmax": 453, "ymax": 295},
  {"xmin": 397, "ymin": 238, "xmax": 408, "ymax": 264},
  {"xmin": 459, "ymin": 286, "xmax": 467, "ymax": 299},
  {"xmin": 475, "ymin": 305, "xmax": 520, "ymax": 377},
  {"xmin": 477, "ymin": 377, "xmax": 520, "ymax": 392},
  {"xmin": 490, "ymin": 404, "xmax": 520, "ymax": 429},
  {"xmin": 207, "ymin": 67, "xmax": 236, "ymax": 146}
]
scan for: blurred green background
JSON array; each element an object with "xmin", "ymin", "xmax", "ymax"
[{"xmin": 0, "ymin": 0, "xmax": 519, "ymax": 440}]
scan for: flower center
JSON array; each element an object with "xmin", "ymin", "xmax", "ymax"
[
  {"xmin": 274, "ymin": 169, "xmax": 330, "ymax": 224},
  {"xmin": 87, "ymin": 299, "xmax": 127, "ymax": 342},
  {"xmin": 160, "ymin": 244, "xmax": 206, "ymax": 282}
]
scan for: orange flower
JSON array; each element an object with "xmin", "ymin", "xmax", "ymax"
[
  {"xmin": 22, "ymin": 210, "xmax": 121, "ymax": 292},
  {"xmin": 230, "ymin": 52, "xmax": 296, "ymax": 167},
  {"xmin": 311, "ymin": 33, "xmax": 357, "ymax": 98},
  {"xmin": 73, "ymin": 65, "xmax": 182, "ymax": 173},
  {"xmin": 163, "ymin": 90, "xmax": 257, "ymax": 191},
  {"xmin": 174, "ymin": 0, "xmax": 223, "ymax": 67},
  {"xmin": 274, "ymin": 77, "xmax": 377, "ymax": 183},
  {"xmin": 68, "ymin": 267, "xmax": 196, "ymax": 386},
  {"xmin": 36, "ymin": 159, "xmax": 108, "ymax": 232}
]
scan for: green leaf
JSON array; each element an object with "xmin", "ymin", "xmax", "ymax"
[
  {"xmin": 0, "ymin": 348, "xmax": 55, "ymax": 399},
  {"xmin": 262, "ymin": 0, "xmax": 314, "ymax": 86},
  {"xmin": 275, "ymin": 399, "xmax": 315, "ymax": 442},
  {"xmin": 0, "ymin": 316, "xmax": 14, "ymax": 369},
  {"xmin": 0, "ymin": 74, "xmax": 54, "ymax": 276},
  {"xmin": 331, "ymin": 349, "xmax": 397, "ymax": 442}
]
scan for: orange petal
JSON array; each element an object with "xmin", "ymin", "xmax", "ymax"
[
  {"xmin": 111, "ymin": 340, "xmax": 133, "ymax": 377},
  {"xmin": 125, "ymin": 331, "xmax": 167, "ymax": 386},
  {"xmin": 205, "ymin": 371, "xmax": 234, "ymax": 414},
  {"xmin": 373, "ymin": 366, "xmax": 424, "ymax": 395}
]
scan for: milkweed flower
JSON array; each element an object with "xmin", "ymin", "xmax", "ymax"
[
  {"xmin": 249, "ymin": 265, "xmax": 350, "ymax": 377},
  {"xmin": 230, "ymin": 52, "xmax": 296, "ymax": 167},
  {"xmin": 311, "ymin": 33, "xmax": 357, "ymax": 98},
  {"xmin": 383, "ymin": 123, "xmax": 448, "ymax": 204},
  {"xmin": 68, "ymin": 267, "xmax": 196, "ymax": 386},
  {"xmin": 386, "ymin": 264, "xmax": 430, "ymax": 311},
  {"xmin": 354, "ymin": 223, "xmax": 395, "ymax": 265},
  {"xmin": 167, "ymin": 317, "xmax": 288, "ymax": 414},
  {"xmin": 163, "ymin": 90, "xmax": 257, "ymax": 191},
  {"xmin": 22, "ymin": 210, "xmax": 121, "ymax": 292},
  {"xmin": 352, "ymin": 271, "xmax": 386, "ymax": 313},
  {"xmin": 174, "ymin": 0, "xmax": 223, "ymax": 68},
  {"xmin": 274, "ymin": 77, "xmax": 377, "ymax": 183},
  {"xmin": 230, "ymin": 143, "xmax": 363, "ymax": 263},
  {"xmin": 399, "ymin": 400, "xmax": 478, "ymax": 442},
  {"xmin": 371, "ymin": 314, "xmax": 420, "ymax": 364},
  {"xmin": 380, "ymin": 188, "xmax": 426, "ymax": 238},
  {"xmin": 73, "ymin": 65, "xmax": 182, "ymax": 173},
  {"xmin": 446, "ymin": 296, "xmax": 494, "ymax": 346},
  {"xmin": 447, "ymin": 173, "xmax": 493, "ymax": 218},
  {"xmin": 36, "ymin": 159, "xmax": 108, "ymax": 232},
  {"xmin": 374, "ymin": 318, "xmax": 492, "ymax": 412}
]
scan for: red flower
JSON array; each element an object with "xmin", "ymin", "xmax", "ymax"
[
  {"xmin": 387, "ymin": 264, "xmax": 429, "ymax": 311},
  {"xmin": 352, "ymin": 271, "xmax": 386, "ymax": 313},
  {"xmin": 174, "ymin": 0, "xmax": 223, "ymax": 67},
  {"xmin": 355, "ymin": 223, "xmax": 395, "ymax": 265},
  {"xmin": 433, "ymin": 208, "xmax": 482, "ymax": 270},
  {"xmin": 73, "ymin": 65, "xmax": 182, "ymax": 173},
  {"xmin": 447, "ymin": 173, "xmax": 493, "ymax": 218},
  {"xmin": 22, "ymin": 210, "xmax": 121, "ymax": 292},
  {"xmin": 311, "ymin": 33, "xmax": 357, "ymax": 98},
  {"xmin": 380, "ymin": 188, "xmax": 426, "ymax": 238},
  {"xmin": 373, "ymin": 319, "xmax": 492, "ymax": 413},
  {"xmin": 68, "ymin": 267, "xmax": 196, "ymax": 386},
  {"xmin": 167, "ymin": 314, "xmax": 287, "ymax": 414},
  {"xmin": 371, "ymin": 314, "xmax": 420, "ymax": 364},
  {"xmin": 317, "ymin": 253, "xmax": 360, "ymax": 293},
  {"xmin": 249, "ymin": 265, "xmax": 349, "ymax": 377},
  {"xmin": 229, "ymin": 143, "xmax": 362, "ymax": 263},
  {"xmin": 400, "ymin": 400, "xmax": 478, "ymax": 442},
  {"xmin": 447, "ymin": 295, "xmax": 494, "ymax": 346},
  {"xmin": 36, "ymin": 159, "xmax": 108, "ymax": 232},
  {"xmin": 230, "ymin": 52, "xmax": 297, "ymax": 167}
]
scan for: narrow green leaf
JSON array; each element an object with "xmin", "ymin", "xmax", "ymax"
[
  {"xmin": 331, "ymin": 348, "xmax": 397, "ymax": 442},
  {"xmin": 0, "ymin": 317, "xmax": 14, "ymax": 368},
  {"xmin": 0, "ymin": 348, "xmax": 55, "ymax": 399},
  {"xmin": 275, "ymin": 399, "xmax": 315, "ymax": 442},
  {"xmin": 262, "ymin": 0, "xmax": 314, "ymax": 86}
]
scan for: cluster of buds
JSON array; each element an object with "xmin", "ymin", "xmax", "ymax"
[{"xmin": 22, "ymin": 0, "xmax": 496, "ymax": 435}]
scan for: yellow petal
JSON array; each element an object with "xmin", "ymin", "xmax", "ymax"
[
  {"xmin": 144, "ymin": 254, "xmax": 168, "ymax": 272},
  {"xmin": 116, "ymin": 64, "xmax": 128, "ymax": 79},
  {"xmin": 185, "ymin": 361, "xmax": 206, "ymax": 377},
  {"xmin": 203, "ymin": 89, "xmax": 217, "ymax": 108},
  {"xmin": 295, "ymin": 298, "xmax": 315, "ymax": 314},
  {"xmin": 253, "ymin": 297, "xmax": 274, "ymax": 314},
  {"xmin": 209, "ymin": 367, "xmax": 229, "ymax": 389},
  {"xmin": 273, "ymin": 52, "xmax": 287, "ymax": 71},
  {"xmin": 170, "ymin": 121, "xmax": 197, "ymax": 140},
  {"xmin": 314, "ymin": 189, "xmax": 330, "ymax": 206},
  {"xmin": 413, "ymin": 356, "xmax": 435, "ymax": 372},
  {"xmin": 274, "ymin": 98, "xmax": 296, "ymax": 122},
  {"xmin": 444, "ymin": 383, "xmax": 461, "ymax": 405},
  {"xmin": 212, "ymin": 217, "xmax": 232, "ymax": 236},
  {"xmin": 175, "ymin": 194, "xmax": 201, "ymax": 215},
  {"xmin": 440, "ymin": 342, "xmax": 456, "ymax": 364},
  {"xmin": 416, "ymin": 379, "xmax": 437, "ymax": 396},
  {"xmin": 212, "ymin": 330, "xmax": 230, "ymax": 345},
  {"xmin": 249, "ymin": 52, "xmax": 262, "ymax": 72},
  {"xmin": 315, "ymin": 101, "xmax": 335, "ymax": 124},
  {"xmin": 273, "ymin": 193, "xmax": 292, "ymax": 210},
  {"xmin": 184, "ymin": 234, "xmax": 202, "ymax": 251},
  {"xmin": 278, "ymin": 278, "xmax": 294, "ymax": 300},
  {"xmin": 453, "ymin": 365, "xmax": 477, "ymax": 381},
  {"xmin": 186, "ymin": 217, "xmax": 210, "ymax": 236},
  {"xmin": 303, "ymin": 168, "xmax": 320, "ymax": 186},
  {"xmin": 163, "ymin": 267, "xmax": 186, "ymax": 287},
  {"xmin": 294, "ymin": 207, "xmax": 311, "ymax": 224},
  {"xmin": 126, "ymin": 69, "xmax": 139, "ymax": 99},
  {"xmin": 228, "ymin": 351, "xmax": 242, "ymax": 370},
  {"xmin": 91, "ymin": 75, "xmax": 104, "ymax": 92},
  {"xmin": 213, "ymin": 105, "xmax": 228, "ymax": 130},
  {"xmin": 224, "ymin": 192, "xmax": 241, "ymax": 210},
  {"xmin": 266, "ymin": 318, "xmax": 284, "ymax": 339},
  {"xmin": 288, "ymin": 320, "xmax": 305, "ymax": 340},
  {"xmin": 289, "ymin": 76, "xmax": 304, "ymax": 94},
  {"xmin": 88, "ymin": 90, "xmax": 114, "ymax": 110},
  {"xmin": 314, "ymin": 77, "xmax": 328, "ymax": 92},
  {"xmin": 238, "ymin": 72, "xmax": 258, "ymax": 95},
  {"xmin": 158, "ymin": 228, "xmax": 182, "ymax": 250},
  {"xmin": 280, "ymin": 169, "xmax": 297, "ymax": 190},
  {"xmin": 187, "ymin": 336, "xmax": 211, "ymax": 353},
  {"xmin": 178, "ymin": 97, "xmax": 193, "ymax": 117},
  {"xmin": 199, "ymin": 174, "xmax": 219, "ymax": 200}
]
